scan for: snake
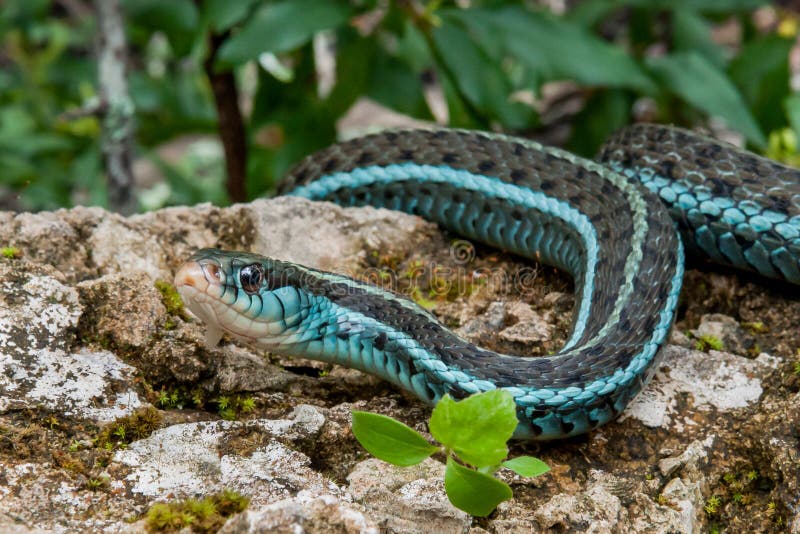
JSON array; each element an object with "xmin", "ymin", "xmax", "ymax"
[{"xmin": 174, "ymin": 124, "xmax": 800, "ymax": 441}]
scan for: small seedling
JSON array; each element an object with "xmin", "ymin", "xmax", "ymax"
[
  {"xmin": 351, "ymin": 390, "xmax": 549, "ymax": 517},
  {"xmin": 740, "ymin": 321, "xmax": 767, "ymax": 334},
  {"xmin": 1, "ymin": 246, "xmax": 21, "ymax": 259},
  {"xmin": 694, "ymin": 335, "xmax": 724, "ymax": 352},
  {"xmin": 704, "ymin": 495, "xmax": 721, "ymax": 515},
  {"xmin": 86, "ymin": 477, "xmax": 109, "ymax": 492}
]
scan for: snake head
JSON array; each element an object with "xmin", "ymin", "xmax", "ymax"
[{"xmin": 175, "ymin": 248, "xmax": 309, "ymax": 348}]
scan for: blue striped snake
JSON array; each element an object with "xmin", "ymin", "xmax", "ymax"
[{"xmin": 175, "ymin": 124, "xmax": 800, "ymax": 440}]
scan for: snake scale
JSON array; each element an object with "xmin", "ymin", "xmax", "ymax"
[{"xmin": 175, "ymin": 124, "xmax": 800, "ymax": 440}]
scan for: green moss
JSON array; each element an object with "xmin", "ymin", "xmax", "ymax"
[
  {"xmin": 216, "ymin": 394, "xmax": 257, "ymax": 421},
  {"xmin": 86, "ymin": 476, "xmax": 109, "ymax": 492},
  {"xmin": 1, "ymin": 246, "xmax": 21, "ymax": 259},
  {"xmin": 694, "ymin": 335, "xmax": 724, "ymax": 352},
  {"xmin": 704, "ymin": 495, "xmax": 722, "ymax": 515},
  {"xmin": 155, "ymin": 280, "xmax": 187, "ymax": 319},
  {"xmin": 145, "ymin": 489, "xmax": 249, "ymax": 533},
  {"xmin": 96, "ymin": 406, "xmax": 162, "ymax": 449},
  {"xmin": 741, "ymin": 321, "xmax": 767, "ymax": 334}
]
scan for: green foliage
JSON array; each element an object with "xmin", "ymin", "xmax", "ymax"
[
  {"xmin": 155, "ymin": 280, "xmax": 186, "ymax": 318},
  {"xmin": 1, "ymin": 1, "xmax": 797, "ymax": 210},
  {"xmin": 96, "ymin": 406, "xmax": 163, "ymax": 449},
  {"xmin": 351, "ymin": 390, "xmax": 549, "ymax": 517},
  {"xmin": 351, "ymin": 411, "xmax": 439, "ymax": 466},
  {"xmin": 694, "ymin": 334, "xmax": 725, "ymax": 352},
  {"xmin": 216, "ymin": 394, "xmax": 257, "ymax": 420},
  {"xmin": 1, "ymin": 246, "xmax": 21, "ymax": 259},
  {"xmin": 145, "ymin": 489, "xmax": 249, "ymax": 533},
  {"xmin": 428, "ymin": 389, "xmax": 517, "ymax": 467}
]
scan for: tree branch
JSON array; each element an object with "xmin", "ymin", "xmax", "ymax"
[
  {"xmin": 204, "ymin": 32, "xmax": 248, "ymax": 203},
  {"xmin": 94, "ymin": 0, "xmax": 137, "ymax": 214}
]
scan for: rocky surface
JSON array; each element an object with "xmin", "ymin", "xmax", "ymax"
[{"xmin": 1, "ymin": 197, "xmax": 799, "ymax": 533}]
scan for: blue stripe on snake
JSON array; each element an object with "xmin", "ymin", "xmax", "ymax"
[{"xmin": 175, "ymin": 124, "xmax": 800, "ymax": 440}]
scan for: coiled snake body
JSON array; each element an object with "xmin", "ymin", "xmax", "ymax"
[{"xmin": 175, "ymin": 124, "xmax": 800, "ymax": 440}]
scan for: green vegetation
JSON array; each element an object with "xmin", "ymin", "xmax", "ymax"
[
  {"xmin": 0, "ymin": 246, "xmax": 21, "ymax": 259},
  {"xmin": 145, "ymin": 489, "xmax": 250, "ymax": 533},
  {"xmin": 216, "ymin": 395, "xmax": 257, "ymax": 421},
  {"xmin": 351, "ymin": 390, "xmax": 549, "ymax": 517},
  {"xmin": 740, "ymin": 321, "xmax": 767, "ymax": 334},
  {"xmin": 155, "ymin": 387, "xmax": 256, "ymax": 420},
  {"xmin": 1, "ymin": 1, "xmax": 797, "ymax": 211},
  {"xmin": 694, "ymin": 334, "xmax": 725, "ymax": 352},
  {"xmin": 96, "ymin": 406, "xmax": 162, "ymax": 450},
  {"xmin": 704, "ymin": 495, "xmax": 722, "ymax": 515},
  {"xmin": 155, "ymin": 280, "xmax": 186, "ymax": 318}
]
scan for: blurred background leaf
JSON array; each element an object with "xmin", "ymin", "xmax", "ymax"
[{"xmin": 0, "ymin": 0, "xmax": 797, "ymax": 212}]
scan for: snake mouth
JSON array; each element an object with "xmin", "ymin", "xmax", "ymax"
[
  {"xmin": 175, "ymin": 257, "xmax": 263, "ymax": 345},
  {"xmin": 175, "ymin": 259, "xmax": 222, "ymax": 292}
]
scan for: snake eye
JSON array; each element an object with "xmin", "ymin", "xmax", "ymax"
[{"xmin": 239, "ymin": 264, "xmax": 264, "ymax": 295}]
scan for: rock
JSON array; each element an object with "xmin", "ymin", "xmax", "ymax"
[
  {"xmin": 243, "ymin": 198, "xmax": 437, "ymax": 273},
  {"xmin": 498, "ymin": 301, "xmax": 554, "ymax": 344},
  {"xmin": 0, "ymin": 259, "xmax": 147, "ymax": 422},
  {"xmin": 511, "ymin": 469, "xmax": 688, "ymax": 533},
  {"xmin": 115, "ymin": 408, "xmax": 329, "ymax": 502},
  {"xmin": 621, "ymin": 345, "xmax": 777, "ymax": 431},
  {"xmin": 2, "ymin": 197, "xmax": 799, "ymax": 533},
  {"xmin": 458, "ymin": 300, "xmax": 554, "ymax": 349},
  {"xmin": 0, "ymin": 347, "xmax": 147, "ymax": 422},
  {"xmin": 212, "ymin": 344, "xmax": 298, "ymax": 393},
  {"xmin": 347, "ymin": 458, "xmax": 471, "ymax": 534},
  {"xmin": 0, "ymin": 259, "xmax": 80, "ymax": 354},
  {"xmin": 220, "ymin": 494, "xmax": 379, "ymax": 534},
  {"xmin": 76, "ymin": 271, "xmax": 167, "ymax": 350},
  {"xmin": 657, "ymin": 435, "xmax": 716, "ymax": 533},
  {"xmin": 691, "ymin": 313, "xmax": 754, "ymax": 356}
]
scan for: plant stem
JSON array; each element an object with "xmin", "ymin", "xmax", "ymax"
[{"xmin": 204, "ymin": 32, "xmax": 248, "ymax": 203}]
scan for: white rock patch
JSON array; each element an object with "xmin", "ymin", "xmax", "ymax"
[
  {"xmin": 0, "ymin": 348, "xmax": 145, "ymax": 422},
  {"xmin": 623, "ymin": 345, "xmax": 779, "ymax": 430}
]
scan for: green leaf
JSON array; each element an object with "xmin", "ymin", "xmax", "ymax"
[
  {"xmin": 449, "ymin": 7, "xmax": 655, "ymax": 93},
  {"xmin": 647, "ymin": 52, "xmax": 766, "ymax": 147},
  {"xmin": 429, "ymin": 391, "xmax": 517, "ymax": 468},
  {"xmin": 672, "ymin": 9, "xmax": 726, "ymax": 69},
  {"xmin": 567, "ymin": 89, "xmax": 633, "ymax": 157},
  {"xmin": 217, "ymin": 0, "xmax": 352, "ymax": 65},
  {"xmin": 729, "ymin": 35, "xmax": 793, "ymax": 135},
  {"xmin": 502, "ymin": 456, "xmax": 550, "ymax": 477},
  {"xmin": 444, "ymin": 457, "xmax": 512, "ymax": 517},
  {"xmin": 569, "ymin": 0, "xmax": 766, "ymax": 25},
  {"xmin": 202, "ymin": 0, "xmax": 260, "ymax": 32},
  {"xmin": 431, "ymin": 18, "xmax": 532, "ymax": 129},
  {"xmin": 351, "ymin": 411, "xmax": 438, "ymax": 467},
  {"xmin": 785, "ymin": 94, "xmax": 800, "ymax": 137},
  {"xmin": 123, "ymin": 0, "xmax": 199, "ymax": 55},
  {"xmin": 123, "ymin": 0, "xmax": 199, "ymax": 32}
]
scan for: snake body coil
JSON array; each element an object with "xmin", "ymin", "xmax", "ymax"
[{"xmin": 175, "ymin": 124, "xmax": 800, "ymax": 440}]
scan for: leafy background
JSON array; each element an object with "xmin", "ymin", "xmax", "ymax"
[{"xmin": 1, "ymin": 0, "xmax": 798, "ymax": 212}]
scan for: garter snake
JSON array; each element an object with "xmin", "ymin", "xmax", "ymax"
[{"xmin": 175, "ymin": 124, "xmax": 800, "ymax": 440}]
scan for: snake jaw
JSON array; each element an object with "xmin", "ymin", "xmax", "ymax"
[{"xmin": 175, "ymin": 259, "xmax": 228, "ymax": 347}]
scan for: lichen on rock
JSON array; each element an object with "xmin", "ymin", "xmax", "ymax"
[{"xmin": 1, "ymin": 197, "xmax": 798, "ymax": 532}]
